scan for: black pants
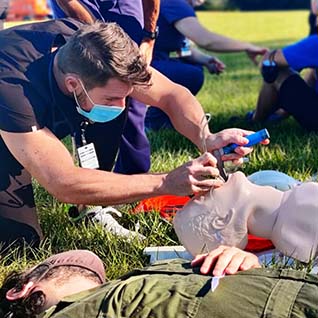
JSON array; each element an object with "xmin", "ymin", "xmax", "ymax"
[{"xmin": 279, "ymin": 74, "xmax": 318, "ymax": 131}]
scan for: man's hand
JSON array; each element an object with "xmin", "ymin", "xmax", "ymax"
[
  {"xmin": 191, "ymin": 246, "xmax": 261, "ymax": 276},
  {"xmin": 205, "ymin": 128, "xmax": 269, "ymax": 164},
  {"xmin": 205, "ymin": 56, "xmax": 226, "ymax": 75},
  {"xmin": 245, "ymin": 44, "xmax": 268, "ymax": 65},
  {"xmin": 160, "ymin": 152, "xmax": 223, "ymax": 196}
]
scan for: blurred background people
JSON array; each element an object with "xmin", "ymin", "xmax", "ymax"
[
  {"xmin": 251, "ymin": 35, "xmax": 318, "ymax": 131},
  {"xmin": 145, "ymin": 0, "xmax": 268, "ymax": 131}
]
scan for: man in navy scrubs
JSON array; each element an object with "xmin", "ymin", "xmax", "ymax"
[{"xmin": 49, "ymin": 0, "xmax": 160, "ymax": 174}]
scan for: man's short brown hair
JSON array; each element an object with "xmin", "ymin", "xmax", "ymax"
[{"xmin": 57, "ymin": 22, "xmax": 151, "ymax": 89}]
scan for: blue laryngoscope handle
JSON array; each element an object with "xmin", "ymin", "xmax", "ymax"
[{"xmin": 223, "ymin": 129, "xmax": 270, "ymax": 155}]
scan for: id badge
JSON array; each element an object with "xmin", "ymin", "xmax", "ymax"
[
  {"xmin": 177, "ymin": 38, "xmax": 192, "ymax": 57},
  {"xmin": 77, "ymin": 143, "xmax": 99, "ymax": 169}
]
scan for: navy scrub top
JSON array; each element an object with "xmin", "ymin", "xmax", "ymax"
[{"xmin": 154, "ymin": 0, "xmax": 196, "ymax": 60}]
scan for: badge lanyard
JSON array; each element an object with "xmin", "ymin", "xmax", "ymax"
[{"xmin": 47, "ymin": 51, "xmax": 99, "ymax": 169}]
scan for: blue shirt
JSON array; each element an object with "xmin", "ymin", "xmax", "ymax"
[
  {"xmin": 283, "ymin": 35, "xmax": 318, "ymax": 92},
  {"xmin": 154, "ymin": 0, "xmax": 196, "ymax": 59}
]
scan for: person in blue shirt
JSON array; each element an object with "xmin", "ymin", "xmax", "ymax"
[
  {"xmin": 145, "ymin": 0, "xmax": 268, "ymax": 131},
  {"xmin": 250, "ymin": 35, "xmax": 318, "ymax": 131},
  {"xmin": 49, "ymin": 0, "xmax": 160, "ymax": 174}
]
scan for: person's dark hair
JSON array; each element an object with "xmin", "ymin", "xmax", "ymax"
[
  {"xmin": 0, "ymin": 264, "xmax": 50, "ymax": 318},
  {"xmin": 0, "ymin": 264, "xmax": 101, "ymax": 318},
  {"xmin": 57, "ymin": 21, "xmax": 152, "ymax": 89}
]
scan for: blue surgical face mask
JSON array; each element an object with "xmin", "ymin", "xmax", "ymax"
[{"xmin": 73, "ymin": 80, "xmax": 125, "ymax": 123}]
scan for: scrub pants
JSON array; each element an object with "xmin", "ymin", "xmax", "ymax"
[
  {"xmin": 0, "ymin": 108, "xmax": 128, "ymax": 253},
  {"xmin": 48, "ymin": 259, "xmax": 318, "ymax": 318},
  {"xmin": 278, "ymin": 74, "xmax": 318, "ymax": 131},
  {"xmin": 145, "ymin": 58, "xmax": 204, "ymax": 131}
]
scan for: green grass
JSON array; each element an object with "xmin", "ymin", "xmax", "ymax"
[{"xmin": 1, "ymin": 11, "xmax": 317, "ymax": 283}]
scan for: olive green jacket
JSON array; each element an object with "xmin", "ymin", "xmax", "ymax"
[{"xmin": 41, "ymin": 259, "xmax": 318, "ymax": 318}]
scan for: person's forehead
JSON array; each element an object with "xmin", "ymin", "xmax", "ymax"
[{"xmin": 91, "ymin": 78, "xmax": 132, "ymax": 98}]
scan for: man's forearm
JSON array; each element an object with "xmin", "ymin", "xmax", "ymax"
[
  {"xmin": 142, "ymin": 0, "xmax": 160, "ymax": 32},
  {"xmin": 184, "ymin": 47, "xmax": 209, "ymax": 65},
  {"xmin": 56, "ymin": 0, "xmax": 95, "ymax": 23},
  {"xmin": 202, "ymin": 32, "xmax": 251, "ymax": 53},
  {"xmin": 54, "ymin": 166, "xmax": 167, "ymax": 206},
  {"xmin": 163, "ymin": 85, "xmax": 211, "ymax": 152},
  {"xmin": 131, "ymin": 68, "xmax": 211, "ymax": 151}
]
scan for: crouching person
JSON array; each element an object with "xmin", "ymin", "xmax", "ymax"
[{"xmin": 251, "ymin": 34, "xmax": 318, "ymax": 130}]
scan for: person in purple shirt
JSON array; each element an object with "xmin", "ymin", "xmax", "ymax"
[
  {"xmin": 49, "ymin": 0, "xmax": 160, "ymax": 174},
  {"xmin": 250, "ymin": 35, "xmax": 318, "ymax": 131},
  {"xmin": 145, "ymin": 0, "xmax": 267, "ymax": 131}
]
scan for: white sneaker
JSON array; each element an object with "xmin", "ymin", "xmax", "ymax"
[{"xmin": 87, "ymin": 206, "xmax": 146, "ymax": 241}]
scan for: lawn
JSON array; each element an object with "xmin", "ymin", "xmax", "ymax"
[{"xmin": 1, "ymin": 11, "xmax": 317, "ymax": 282}]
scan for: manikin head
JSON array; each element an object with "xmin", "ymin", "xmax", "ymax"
[
  {"xmin": 174, "ymin": 171, "xmax": 318, "ymax": 263},
  {"xmin": 174, "ymin": 172, "xmax": 253, "ymax": 255},
  {"xmin": 0, "ymin": 250, "xmax": 104, "ymax": 318}
]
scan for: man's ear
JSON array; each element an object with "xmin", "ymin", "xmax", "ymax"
[
  {"xmin": 64, "ymin": 75, "xmax": 79, "ymax": 94},
  {"xmin": 6, "ymin": 281, "xmax": 35, "ymax": 301}
]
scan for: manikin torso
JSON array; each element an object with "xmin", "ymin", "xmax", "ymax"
[{"xmin": 173, "ymin": 171, "xmax": 318, "ymax": 262}]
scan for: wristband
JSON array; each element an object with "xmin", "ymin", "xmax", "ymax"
[{"xmin": 261, "ymin": 50, "xmax": 279, "ymax": 84}]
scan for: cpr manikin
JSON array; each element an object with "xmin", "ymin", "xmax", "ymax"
[{"xmin": 173, "ymin": 171, "xmax": 318, "ymax": 263}]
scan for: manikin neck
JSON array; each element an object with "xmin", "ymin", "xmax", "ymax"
[{"xmin": 246, "ymin": 184, "xmax": 283, "ymax": 239}]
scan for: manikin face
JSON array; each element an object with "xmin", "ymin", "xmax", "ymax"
[{"xmin": 173, "ymin": 172, "xmax": 253, "ymax": 256}]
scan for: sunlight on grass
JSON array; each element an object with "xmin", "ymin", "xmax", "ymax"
[{"xmin": 198, "ymin": 10, "xmax": 308, "ymax": 44}]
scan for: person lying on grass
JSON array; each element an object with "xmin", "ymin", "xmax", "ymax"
[{"xmin": 1, "ymin": 248, "xmax": 317, "ymax": 318}]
